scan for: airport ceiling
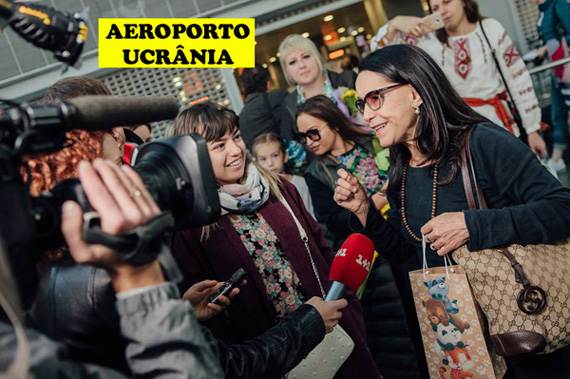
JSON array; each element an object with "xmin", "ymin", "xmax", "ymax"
[{"xmin": 254, "ymin": 2, "xmax": 373, "ymax": 66}]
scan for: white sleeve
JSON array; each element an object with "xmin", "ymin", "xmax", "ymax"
[
  {"xmin": 486, "ymin": 19, "xmax": 542, "ymax": 135},
  {"xmin": 370, "ymin": 22, "xmax": 435, "ymax": 52}
]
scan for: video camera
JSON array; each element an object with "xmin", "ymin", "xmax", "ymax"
[{"xmin": 0, "ymin": 95, "xmax": 221, "ymax": 268}]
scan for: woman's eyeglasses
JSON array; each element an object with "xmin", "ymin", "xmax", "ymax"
[
  {"xmin": 355, "ymin": 84, "xmax": 405, "ymax": 114},
  {"xmin": 295, "ymin": 123, "xmax": 327, "ymax": 144}
]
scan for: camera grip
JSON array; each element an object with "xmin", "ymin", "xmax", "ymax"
[{"xmin": 83, "ymin": 211, "xmax": 174, "ymax": 265}]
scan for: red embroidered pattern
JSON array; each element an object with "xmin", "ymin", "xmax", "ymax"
[
  {"xmin": 454, "ymin": 38, "xmax": 471, "ymax": 80},
  {"xmin": 503, "ymin": 44, "xmax": 521, "ymax": 68},
  {"xmin": 403, "ymin": 34, "xmax": 419, "ymax": 46},
  {"xmin": 512, "ymin": 67, "xmax": 526, "ymax": 79},
  {"xmin": 498, "ymin": 31, "xmax": 508, "ymax": 46}
]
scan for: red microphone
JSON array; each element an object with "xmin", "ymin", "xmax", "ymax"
[{"xmin": 325, "ymin": 233, "xmax": 375, "ymax": 301}]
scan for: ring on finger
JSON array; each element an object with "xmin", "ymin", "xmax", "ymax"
[
  {"xmin": 131, "ymin": 189, "xmax": 142, "ymax": 198},
  {"xmin": 430, "ymin": 243, "xmax": 438, "ymax": 251},
  {"xmin": 425, "ymin": 233, "xmax": 432, "ymax": 243}
]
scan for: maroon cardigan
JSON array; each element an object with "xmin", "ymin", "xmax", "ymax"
[{"xmin": 173, "ymin": 180, "xmax": 381, "ymax": 378}]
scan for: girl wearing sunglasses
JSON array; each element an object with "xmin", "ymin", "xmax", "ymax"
[
  {"xmin": 277, "ymin": 34, "xmax": 359, "ymax": 174},
  {"xmin": 370, "ymin": 0, "xmax": 547, "ymax": 158},
  {"xmin": 297, "ymin": 95, "xmax": 389, "ymax": 250}
]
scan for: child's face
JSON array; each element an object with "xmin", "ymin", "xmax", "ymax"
[{"xmin": 255, "ymin": 141, "xmax": 286, "ymax": 174}]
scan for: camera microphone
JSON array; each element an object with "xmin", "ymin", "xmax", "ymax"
[
  {"xmin": 67, "ymin": 95, "xmax": 180, "ymax": 130},
  {"xmin": 0, "ymin": 95, "xmax": 180, "ymax": 155},
  {"xmin": 325, "ymin": 233, "xmax": 375, "ymax": 301}
]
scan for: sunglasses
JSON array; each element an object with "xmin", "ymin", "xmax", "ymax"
[
  {"xmin": 355, "ymin": 84, "xmax": 406, "ymax": 114},
  {"xmin": 295, "ymin": 123, "xmax": 327, "ymax": 144}
]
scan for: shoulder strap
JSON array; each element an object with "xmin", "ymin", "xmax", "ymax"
[
  {"xmin": 460, "ymin": 128, "xmax": 488, "ymax": 210},
  {"xmin": 479, "ymin": 21, "xmax": 527, "ymax": 142}
]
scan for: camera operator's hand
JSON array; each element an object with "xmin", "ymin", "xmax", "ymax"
[
  {"xmin": 61, "ymin": 159, "xmax": 164, "ymax": 293},
  {"xmin": 305, "ymin": 297, "xmax": 348, "ymax": 334},
  {"xmin": 182, "ymin": 279, "xmax": 246, "ymax": 321}
]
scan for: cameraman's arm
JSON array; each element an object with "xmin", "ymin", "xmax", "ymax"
[{"xmin": 61, "ymin": 159, "xmax": 224, "ymax": 378}]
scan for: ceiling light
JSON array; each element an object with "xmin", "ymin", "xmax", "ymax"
[
  {"xmin": 262, "ymin": 63, "xmax": 268, "ymax": 68},
  {"xmin": 337, "ymin": 27, "xmax": 346, "ymax": 34},
  {"xmin": 324, "ymin": 15, "xmax": 334, "ymax": 22},
  {"xmin": 357, "ymin": 27, "xmax": 365, "ymax": 33},
  {"xmin": 351, "ymin": 30, "xmax": 358, "ymax": 36},
  {"xmin": 269, "ymin": 57, "xmax": 277, "ymax": 63},
  {"xmin": 340, "ymin": 36, "xmax": 346, "ymax": 41},
  {"xmin": 301, "ymin": 32, "xmax": 310, "ymax": 38},
  {"xmin": 324, "ymin": 35, "xmax": 332, "ymax": 41}
]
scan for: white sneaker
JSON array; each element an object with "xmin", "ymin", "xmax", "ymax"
[{"xmin": 546, "ymin": 158, "xmax": 567, "ymax": 173}]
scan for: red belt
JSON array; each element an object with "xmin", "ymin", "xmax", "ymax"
[{"xmin": 463, "ymin": 91, "xmax": 515, "ymax": 133}]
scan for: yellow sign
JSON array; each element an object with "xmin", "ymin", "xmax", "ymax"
[{"xmin": 99, "ymin": 19, "xmax": 255, "ymax": 68}]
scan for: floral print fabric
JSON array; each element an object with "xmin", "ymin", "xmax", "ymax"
[
  {"xmin": 229, "ymin": 213, "xmax": 305, "ymax": 319},
  {"xmin": 337, "ymin": 144, "xmax": 388, "ymax": 196}
]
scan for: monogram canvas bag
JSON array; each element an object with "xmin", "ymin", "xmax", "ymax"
[{"xmin": 452, "ymin": 130, "xmax": 570, "ymax": 357}]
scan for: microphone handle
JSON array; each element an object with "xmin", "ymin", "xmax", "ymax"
[{"xmin": 325, "ymin": 281, "xmax": 347, "ymax": 301}]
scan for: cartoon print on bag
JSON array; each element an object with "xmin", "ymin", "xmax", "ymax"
[
  {"xmin": 424, "ymin": 276, "xmax": 459, "ymax": 314},
  {"xmin": 435, "ymin": 324, "xmax": 476, "ymax": 379},
  {"xmin": 423, "ymin": 298, "xmax": 470, "ymax": 332}
]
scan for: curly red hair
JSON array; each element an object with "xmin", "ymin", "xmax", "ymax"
[
  {"xmin": 24, "ymin": 130, "xmax": 105, "ymax": 196},
  {"xmin": 23, "ymin": 76, "xmax": 112, "ymax": 195}
]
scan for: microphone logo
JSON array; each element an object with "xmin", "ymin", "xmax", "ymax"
[
  {"xmin": 356, "ymin": 254, "xmax": 371, "ymax": 272},
  {"xmin": 335, "ymin": 248, "xmax": 347, "ymax": 257}
]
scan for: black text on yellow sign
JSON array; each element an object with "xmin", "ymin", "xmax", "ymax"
[{"xmin": 99, "ymin": 19, "xmax": 255, "ymax": 68}]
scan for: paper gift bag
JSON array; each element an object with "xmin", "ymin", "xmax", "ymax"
[{"xmin": 409, "ymin": 250, "xmax": 506, "ymax": 378}]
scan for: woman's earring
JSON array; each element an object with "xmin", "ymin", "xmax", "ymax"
[{"xmin": 414, "ymin": 105, "xmax": 420, "ymax": 115}]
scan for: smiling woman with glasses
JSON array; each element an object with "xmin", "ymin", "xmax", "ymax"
[
  {"xmin": 334, "ymin": 45, "xmax": 570, "ymax": 378},
  {"xmin": 295, "ymin": 95, "xmax": 390, "ymax": 251}
]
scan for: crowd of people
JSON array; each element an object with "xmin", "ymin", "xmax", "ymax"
[{"xmin": 2, "ymin": 0, "xmax": 570, "ymax": 378}]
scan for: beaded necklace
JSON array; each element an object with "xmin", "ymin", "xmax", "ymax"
[{"xmin": 401, "ymin": 163, "xmax": 439, "ymax": 242}]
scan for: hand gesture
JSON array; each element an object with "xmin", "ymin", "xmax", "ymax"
[
  {"xmin": 182, "ymin": 279, "xmax": 245, "ymax": 321},
  {"xmin": 62, "ymin": 159, "xmax": 163, "ymax": 292},
  {"xmin": 334, "ymin": 169, "xmax": 370, "ymax": 226},
  {"xmin": 391, "ymin": 16, "xmax": 429, "ymax": 37},
  {"xmin": 305, "ymin": 297, "xmax": 348, "ymax": 334},
  {"xmin": 420, "ymin": 212, "xmax": 470, "ymax": 256}
]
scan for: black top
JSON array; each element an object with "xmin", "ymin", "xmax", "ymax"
[
  {"xmin": 238, "ymin": 89, "xmax": 287, "ymax": 150},
  {"xmin": 349, "ymin": 123, "xmax": 570, "ymax": 267}
]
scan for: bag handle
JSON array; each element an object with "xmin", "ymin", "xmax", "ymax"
[
  {"xmin": 279, "ymin": 193, "xmax": 327, "ymax": 299},
  {"xmin": 421, "ymin": 233, "xmax": 453, "ymax": 280},
  {"xmin": 460, "ymin": 128, "xmax": 488, "ymax": 210},
  {"xmin": 479, "ymin": 20, "xmax": 528, "ymax": 144}
]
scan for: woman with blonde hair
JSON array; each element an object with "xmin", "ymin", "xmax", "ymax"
[
  {"xmin": 171, "ymin": 101, "xmax": 381, "ymax": 379},
  {"xmin": 278, "ymin": 34, "xmax": 358, "ymax": 172}
]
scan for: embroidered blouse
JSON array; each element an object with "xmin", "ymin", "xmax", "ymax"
[{"xmin": 371, "ymin": 18, "xmax": 541, "ymax": 136}]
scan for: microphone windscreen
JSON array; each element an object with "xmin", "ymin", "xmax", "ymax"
[
  {"xmin": 69, "ymin": 95, "xmax": 179, "ymax": 130},
  {"xmin": 329, "ymin": 233, "xmax": 375, "ymax": 291}
]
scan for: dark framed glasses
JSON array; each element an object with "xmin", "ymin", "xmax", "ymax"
[
  {"xmin": 355, "ymin": 83, "xmax": 405, "ymax": 114},
  {"xmin": 295, "ymin": 123, "xmax": 327, "ymax": 144}
]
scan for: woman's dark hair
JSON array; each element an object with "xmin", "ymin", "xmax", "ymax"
[
  {"xmin": 241, "ymin": 64, "xmax": 270, "ymax": 96},
  {"xmin": 359, "ymin": 45, "xmax": 488, "ymax": 199},
  {"xmin": 432, "ymin": 0, "xmax": 484, "ymax": 45},
  {"xmin": 42, "ymin": 76, "xmax": 112, "ymax": 103},
  {"xmin": 172, "ymin": 101, "xmax": 240, "ymax": 142},
  {"xmin": 296, "ymin": 95, "xmax": 369, "ymax": 144}
]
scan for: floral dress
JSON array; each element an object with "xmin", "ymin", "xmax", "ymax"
[
  {"xmin": 229, "ymin": 213, "xmax": 306, "ymax": 318},
  {"xmin": 337, "ymin": 142, "xmax": 388, "ymax": 196}
]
